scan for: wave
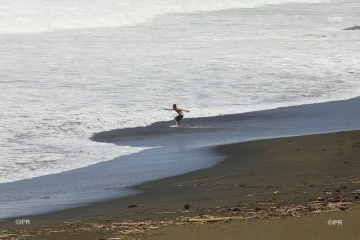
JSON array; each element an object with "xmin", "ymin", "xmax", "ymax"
[{"xmin": 0, "ymin": 0, "xmax": 331, "ymax": 34}]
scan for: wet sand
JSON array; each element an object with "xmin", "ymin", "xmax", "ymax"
[
  {"xmin": 4, "ymin": 96, "xmax": 360, "ymax": 220},
  {"xmin": 1, "ymin": 130, "xmax": 360, "ymax": 240}
]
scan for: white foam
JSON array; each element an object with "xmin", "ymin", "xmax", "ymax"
[
  {"xmin": 0, "ymin": 0, "xmax": 331, "ymax": 34},
  {"xmin": 0, "ymin": 0, "xmax": 359, "ymax": 184},
  {"xmin": 1, "ymin": 137, "xmax": 156, "ymax": 183}
]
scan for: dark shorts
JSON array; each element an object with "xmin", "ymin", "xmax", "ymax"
[{"xmin": 175, "ymin": 115, "xmax": 183, "ymax": 121}]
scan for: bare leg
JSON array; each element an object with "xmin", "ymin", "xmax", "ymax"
[{"xmin": 174, "ymin": 117, "xmax": 179, "ymax": 126}]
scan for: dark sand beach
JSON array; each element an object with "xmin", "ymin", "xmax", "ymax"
[
  {"xmin": 1, "ymin": 130, "xmax": 360, "ymax": 240},
  {"xmin": 3, "ymin": 97, "xmax": 360, "ymax": 220}
]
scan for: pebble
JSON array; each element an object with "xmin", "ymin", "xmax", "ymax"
[
  {"xmin": 338, "ymin": 206, "xmax": 348, "ymax": 211},
  {"xmin": 353, "ymin": 190, "xmax": 360, "ymax": 194}
]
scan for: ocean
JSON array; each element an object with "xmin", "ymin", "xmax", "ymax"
[{"xmin": 1, "ymin": 0, "xmax": 359, "ymax": 184}]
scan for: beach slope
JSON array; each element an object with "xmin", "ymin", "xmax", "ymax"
[{"xmin": 1, "ymin": 130, "xmax": 360, "ymax": 240}]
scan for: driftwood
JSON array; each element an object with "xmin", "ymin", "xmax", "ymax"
[
  {"xmin": 112, "ymin": 222, "xmax": 145, "ymax": 226},
  {"xmin": 0, "ymin": 234, "xmax": 16, "ymax": 238},
  {"xmin": 48, "ymin": 230, "xmax": 67, "ymax": 233},
  {"xmin": 1, "ymin": 183, "xmax": 358, "ymax": 240},
  {"xmin": 188, "ymin": 216, "xmax": 243, "ymax": 223},
  {"xmin": 188, "ymin": 217, "xmax": 232, "ymax": 222}
]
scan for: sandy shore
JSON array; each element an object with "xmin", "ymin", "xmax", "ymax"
[
  {"xmin": 1, "ymin": 130, "xmax": 360, "ymax": 240},
  {"xmin": 153, "ymin": 206, "xmax": 360, "ymax": 240}
]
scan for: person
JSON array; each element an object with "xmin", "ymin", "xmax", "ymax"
[{"xmin": 164, "ymin": 104, "xmax": 190, "ymax": 126}]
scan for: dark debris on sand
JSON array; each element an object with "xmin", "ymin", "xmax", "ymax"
[{"xmin": 2, "ymin": 184, "xmax": 359, "ymax": 240}]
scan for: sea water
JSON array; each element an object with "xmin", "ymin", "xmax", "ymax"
[{"xmin": 0, "ymin": 0, "xmax": 359, "ymax": 183}]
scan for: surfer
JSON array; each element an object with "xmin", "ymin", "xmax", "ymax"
[{"xmin": 164, "ymin": 104, "xmax": 190, "ymax": 127}]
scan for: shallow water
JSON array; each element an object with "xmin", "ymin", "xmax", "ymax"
[{"xmin": 2, "ymin": 97, "xmax": 360, "ymax": 218}]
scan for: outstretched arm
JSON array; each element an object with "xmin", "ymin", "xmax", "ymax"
[
  {"xmin": 179, "ymin": 108, "xmax": 190, "ymax": 113},
  {"xmin": 164, "ymin": 108, "xmax": 173, "ymax": 110}
]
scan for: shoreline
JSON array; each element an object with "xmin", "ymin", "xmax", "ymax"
[
  {"xmin": 3, "ymin": 96, "xmax": 360, "ymax": 220},
  {"xmin": 91, "ymin": 96, "xmax": 360, "ymax": 143},
  {"xmin": 1, "ymin": 130, "xmax": 360, "ymax": 239}
]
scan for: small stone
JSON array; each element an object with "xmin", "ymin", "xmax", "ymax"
[
  {"xmin": 321, "ymin": 149, "xmax": 327, "ymax": 151},
  {"xmin": 184, "ymin": 204, "xmax": 190, "ymax": 209},
  {"xmin": 128, "ymin": 205, "xmax": 137, "ymax": 208},
  {"xmin": 324, "ymin": 189, "xmax": 332, "ymax": 195},
  {"xmin": 338, "ymin": 206, "xmax": 347, "ymax": 211},
  {"xmin": 232, "ymin": 207, "xmax": 239, "ymax": 212},
  {"xmin": 344, "ymin": 161, "xmax": 350, "ymax": 164},
  {"xmin": 353, "ymin": 190, "xmax": 360, "ymax": 194},
  {"xmin": 255, "ymin": 207, "xmax": 262, "ymax": 211},
  {"xmin": 273, "ymin": 191, "xmax": 281, "ymax": 195},
  {"xmin": 354, "ymin": 196, "xmax": 359, "ymax": 200},
  {"xmin": 40, "ymin": 196, "xmax": 50, "ymax": 199},
  {"xmin": 340, "ymin": 186, "xmax": 347, "ymax": 189},
  {"xmin": 317, "ymin": 197, "xmax": 324, "ymax": 201},
  {"xmin": 328, "ymin": 203, "xmax": 336, "ymax": 209}
]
